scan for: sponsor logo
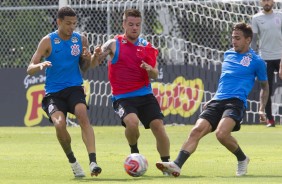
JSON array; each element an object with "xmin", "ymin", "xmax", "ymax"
[
  {"xmin": 55, "ymin": 49, "xmax": 62, "ymax": 53},
  {"xmin": 152, "ymin": 76, "xmax": 204, "ymax": 118},
  {"xmin": 117, "ymin": 106, "xmax": 125, "ymax": 118},
  {"xmin": 48, "ymin": 104, "xmax": 54, "ymax": 113},
  {"xmin": 54, "ymin": 38, "xmax": 61, "ymax": 44},
  {"xmin": 23, "ymin": 75, "xmax": 46, "ymax": 89},
  {"xmin": 71, "ymin": 37, "xmax": 79, "ymax": 43}
]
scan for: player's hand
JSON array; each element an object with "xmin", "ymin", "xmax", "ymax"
[
  {"xmin": 93, "ymin": 45, "xmax": 102, "ymax": 62},
  {"xmin": 140, "ymin": 61, "xmax": 153, "ymax": 72},
  {"xmin": 259, "ymin": 110, "xmax": 267, "ymax": 124},
  {"xmin": 94, "ymin": 45, "xmax": 102, "ymax": 54},
  {"xmin": 203, "ymin": 100, "xmax": 211, "ymax": 110},
  {"xmin": 39, "ymin": 61, "xmax": 52, "ymax": 70},
  {"xmin": 81, "ymin": 47, "xmax": 91, "ymax": 61}
]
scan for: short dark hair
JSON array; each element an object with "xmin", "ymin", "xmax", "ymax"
[
  {"xmin": 57, "ymin": 6, "xmax": 76, "ymax": 19},
  {"xmin": 123, "ymin": 9, "xmax": 142, "ymax": 21},
  {"xmin": 232, "ymin": 22, "xmax": 253, "ymax": 39}
]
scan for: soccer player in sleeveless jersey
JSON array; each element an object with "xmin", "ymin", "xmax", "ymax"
[
  {"xmin": 27, "ymin": 6, "xmax": 101, "ymax": 178},
  {"xmin": 156, "ymin": 23, "xmax": 269, "ymax": 177},
  {"xmin": 251, "ymin": 0, "xmax": 282, "ymax": 127},
  {"xmin": 91, "ymin": 8, "xmax": 171, "ymax": 176}
]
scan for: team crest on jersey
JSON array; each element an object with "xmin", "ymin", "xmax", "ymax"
[
  {"xmin": 275, "ymin": 17, "xmax": 281, "ymax": 25},
  {"xmin": 54, "ymin": 38, "xmax": 61, "ymax": 44},
  {"xmin": 121, "ymin": 39, "xmax": 127, "ymax": 44},
  {"xmin": 71, "ymin": 44, "xmax": 80, "ymax": 56},
  {"xmin": 240, "ymin": 56, "xmax": 252, "ymax": 67},
  {"xmin": 71, "ymin": 37, "xmax": 78, "ymax": 43}
]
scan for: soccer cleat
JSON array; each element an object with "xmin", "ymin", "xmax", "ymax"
[
  {"xmin": 156, "ymin": 161, "xmax": 181, "ymax": 177},
  {"xmin": 266, "ymin": 119, "xmax": 275, "ymax": 127},
  {"xmin": 70, "ymin": 161, "xmax": 85, "ymax": 177},
  {"xmin": 236, "ymin": 157, "xmax": 250, "ymax": 176},
  {"xmin": 90, "ymin": 162, "xmax": 102, "ymax": 177}
]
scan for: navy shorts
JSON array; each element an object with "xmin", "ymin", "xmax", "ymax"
[
  {"xmin": 113, "ymin": 94, "xmax": 164, "ymax": 129},
  {"xmin": 42, "ymin": 86, "xmax": 87, "ymax": 123},
  {"xmin": 199, "ymin": 98, "xmax": 245, "ymax": 132}
]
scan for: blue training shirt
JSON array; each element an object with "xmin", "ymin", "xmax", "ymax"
[
  {"xmin": 45, "ymin": 31, "xmax": 83, "ymax": 94},
  {"xmin": 213, "ymin": 48, "xmax": 267, "ymax": 107}
]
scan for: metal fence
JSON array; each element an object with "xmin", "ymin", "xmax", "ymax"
[{"xmin": 2, "ymin": 0, "xmax": 280, "ymax": 68}]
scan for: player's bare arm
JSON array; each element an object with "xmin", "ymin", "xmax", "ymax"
[
  {"xmin": 279, "ymin": 59, "xmax": 282, "ymax": 79},
  {"xmin": 250, "ymin": 33, "xmax": 258, "ymax": 52},
  {"xmin": 27, "ymin": 36, "xmax": 52, "ymax": 75},
  {"xmin": 258, "ymin": 80, "xmax": 269, "ymax": 122},
  {"xmin": 90, "ymin": 39, "xmax": 116, "ymax": 68},
  {"xmin": 79, "ymin": 34, "xmax": 91, "ymax": 72},
  {"xmin": 140, "ymin": 61, "xmax": 159, "ymax": 79}
]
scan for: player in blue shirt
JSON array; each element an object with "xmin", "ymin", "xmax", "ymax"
[
  {"xmin": 27, "ymin": 6, "xmax": 101, "ymax": 178},
  {"xmin": 156, "ymin": 22, "xmax": 269, "ymax": 177}
]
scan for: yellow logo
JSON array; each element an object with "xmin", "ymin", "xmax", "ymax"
[{"xmin": 152, "ymin": 76, "xmax": 204, "ymax": 117}]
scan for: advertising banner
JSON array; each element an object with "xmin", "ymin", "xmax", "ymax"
[{"xmin": 1, "ymin": 65, "xmax": 280, "ymax": 126}]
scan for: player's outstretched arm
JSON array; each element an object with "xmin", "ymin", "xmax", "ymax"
[
  {"xmin": 27, "ymin": 36, "xmax": 52, "ymax": 75},
  {"xmin": 79, "ymin": 34, "xmax": 91, "ymax": 73},
  {"xmin": 90, "ymin": 39, "xmax": 115, "ymax": 68}
]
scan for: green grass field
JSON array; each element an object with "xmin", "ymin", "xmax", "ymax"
[{"xmin": 1, "ymin": 125, "xmax": 282, "ymax": 184}]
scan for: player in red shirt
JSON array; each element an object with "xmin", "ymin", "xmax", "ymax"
[{"xmin": 91, "ymin": 8, "xmax": 170, "ymax": 175}]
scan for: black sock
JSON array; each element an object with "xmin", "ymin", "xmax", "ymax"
[
  {"xmin": 161, "ymin": 156, "xmax": 170, "ymax": 162},
  {"xmin": 233, "ymin": 146, "xmax": 246, "ymax": 161},
  {"xmin": 67, "ymin": 152, "xmax": 76, "ymax": 163},
  {"xmin": 130, "ymin": 143, "xmax": 139, "ymax": 153},
  {"xmin": 89, "ymin": 153, "xmax": 97, "ymax": 164},
  {"xmin": 174, "ymin": 150, "xmax": 190, "ymax": 168}
]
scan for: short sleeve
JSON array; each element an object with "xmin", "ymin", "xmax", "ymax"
[
  {"xmin": 251, "ymin": 16, "xmax": 259, "ymax": 34},
  {"xmin": 256, "ymin": 59, "xmax": 267, "ymax": 81}
]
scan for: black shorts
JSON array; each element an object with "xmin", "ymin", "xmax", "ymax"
[
  {"xmin": 113, "ymin": 94, "xmax": 164, "ymax": 129},
  {"xmin": 42, "ymin": 86, "xmax": 87, "ymax": 122},
  {"xmin": 199, "ymin": 98, "xmax": 245, "ymax": 132}
]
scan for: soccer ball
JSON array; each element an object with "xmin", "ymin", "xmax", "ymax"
[{"xmin": 124, "ymin": 153, "xmax": 148, "ymax": 177}]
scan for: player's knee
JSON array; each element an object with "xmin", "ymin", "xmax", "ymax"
[
  {"xmin": 75, "ymin": 112, "xmax": 90, "ymax": 127},
  {"xmin": 215, "ymin": 130, "xmax": 228, "ymax": 143},
  {"xmin": 150, "ymin": 120, "xmax": 164, "ymax": 132},
  {"xmin": 124, "ymin": 115, "xmax": 139, "ymax": 130},
  {"xmin": 126, "ymin": 121, "xmax": 139, "ymax": 130},
  {"xmin": 53, "ymin": 120, "xmax": 67, "ymax": 130}
]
